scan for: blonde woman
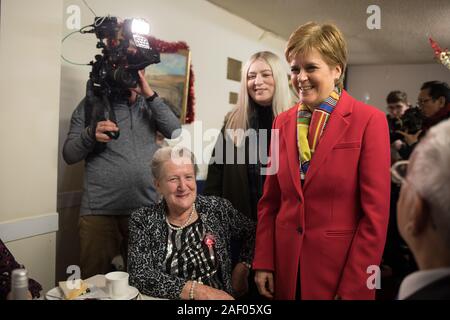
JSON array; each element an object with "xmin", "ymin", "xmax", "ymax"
[{"xmin": 204, "ymin": 51, "xmax": 294, "ymax": 221}]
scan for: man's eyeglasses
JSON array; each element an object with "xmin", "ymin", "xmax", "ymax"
[
  {"xmin": 391, "ymin": 160, "xmax": 409, "ymax": 184},
  {"xmin": 417, "ymin": 98, "xmax": 432, "ymax": 105}
]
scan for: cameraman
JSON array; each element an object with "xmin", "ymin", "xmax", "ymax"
[
  {"xmin": 62, "ymin": 69, "xmax": 181, "ymax": 278},
  {"xmin": 397, "ymin": 81, "xmax": 450, "ymax": 159}
]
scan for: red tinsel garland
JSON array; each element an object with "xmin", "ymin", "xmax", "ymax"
[{"xmin": 147, "ymin": 36, "xmax": 195, "ymax": 124}]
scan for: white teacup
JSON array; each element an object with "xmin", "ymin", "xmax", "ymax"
[{"xmin": 105, "ymin": 271, "xmax": 129, "ymax": 299}]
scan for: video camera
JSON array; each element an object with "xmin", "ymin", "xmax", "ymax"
[
  {"xmin": 389, "ymin": 106, "xmax": 424, "ymax": 142},
  {"xmin": 84, "ymin": 16, "xmax": 160, "ymax": 139}
]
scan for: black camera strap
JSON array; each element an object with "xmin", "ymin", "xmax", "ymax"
[{"xmin": 84, "ymin": 96, "xmax": 106, "ymax": 155}]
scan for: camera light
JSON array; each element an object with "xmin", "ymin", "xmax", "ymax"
[{"xmin": 131, "ymin": 19, "xmax": 150, "ymax": 35}]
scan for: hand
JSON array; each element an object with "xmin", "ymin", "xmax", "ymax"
[
  {"xmin": 195, "ymin": 283, "xmax": 235, "ymax": 300},
  {"xmin": 254, "ymin": 270, "xmax": 274, "ymax": 299},
  {"xmin": 130, "ymin": 69, "xmax": 154, "ymax": 98},
  {"xmin": 180, "ymin": 281, "xmax": 234, "ymax": 300},
  {"xmin": 231, "ymin": 262, "xmax": 250, "ymax": 298},
  {"xmin": 396, "ymin": 130, "xmax": 422, "ymax": 146},
  {"xmin": 95, "ymin": 120, "xmax": 119, "ymax": 142}
]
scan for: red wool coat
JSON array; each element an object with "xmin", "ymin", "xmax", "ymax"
[{"xmin": 253, "ymin": 90, "xmax": 390, "ymax": 300}]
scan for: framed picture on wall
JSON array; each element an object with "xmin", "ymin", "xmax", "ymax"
[{"xmin": 146, "ymin": 49, "xmax": 192, "ymax": 124}]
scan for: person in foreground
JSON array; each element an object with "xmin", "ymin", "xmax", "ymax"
[
  {"xmin": 128, "ymin": 147, "xmax": 256, "ymax": 300},
  {"xmin": 395, "ymin": 119, "xmax": 450, "ymax": 300},
  {"xmin": 253, "ymin": 22, "xmax": 391, "ymax": 300}
]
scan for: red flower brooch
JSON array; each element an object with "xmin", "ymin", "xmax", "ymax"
[{"xmin": 204, "ymin": 233, "xmax": 216, "ymax": 248}]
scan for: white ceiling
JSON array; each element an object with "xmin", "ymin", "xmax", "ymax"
[{"xmin": 206, "ymin": 0, "xmax": 450, "ymax": 65}]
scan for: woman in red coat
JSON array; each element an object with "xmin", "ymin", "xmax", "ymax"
[{"xmin": 253, "ymin": 22, "xmax": 390, "ymax": 300}]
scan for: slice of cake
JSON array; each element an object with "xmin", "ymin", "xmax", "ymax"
[{"xmin": 58, "ymin": 280, "xmax": 90, "ymax": 300}]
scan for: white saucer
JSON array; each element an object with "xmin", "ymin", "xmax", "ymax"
[
  {"xmin": 45, "ymin": 287, "xmax": 65, "ymax": 300},
  {"xmin": 106, "ymin": 286, "xmax": 139, "ymax": 300},
  {"xmin": 45, "ymin": 285, "xmax": 139, "ymax": 300}
]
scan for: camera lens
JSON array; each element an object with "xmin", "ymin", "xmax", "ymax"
[{"xmin": 112, "ymin": 68, "xmax": 137, "ymax": 88}]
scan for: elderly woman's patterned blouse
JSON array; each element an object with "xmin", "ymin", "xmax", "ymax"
[{"xmin": 164, "ymin": 218, "xmax": 223, "ymax": 290}]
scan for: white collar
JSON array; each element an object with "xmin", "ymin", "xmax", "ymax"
[{"xmin": 398, "ymin": 267, "xmax": 450, "ymax": 299}]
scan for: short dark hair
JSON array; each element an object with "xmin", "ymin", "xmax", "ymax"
[
  {"xmin": 386, "ymin": 90, "xmax": 408, "ymax": 104},
  {"xmin": 421, "ymin": 81, "xmax": 450, "ymax": 104}
]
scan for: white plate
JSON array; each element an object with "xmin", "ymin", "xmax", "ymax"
[
  {"xmin": 45, "ymin": 285, "xmax": 139, "ymax": 300},
  {"xmin": 45, "ymin": 283, "xmax": 107, "ymax": 300}
]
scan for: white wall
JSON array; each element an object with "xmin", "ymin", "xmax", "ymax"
[
  {"xmin": 5, "ymin": 233, "xmax": 57, "ymax": 295},
  {"xmin": 347, "ymin": 63, "xmax": 450, "ymax": 111},
  {"xmin": 59, "ymin": 0, "xmax": 288, "ymax": 192},
  {"xmin": 0, "ymin": 0, "xmax": 62, "ymax": 294},
  {"xmin": 56, "ymin": 0, "xmax": 288, "ymax": 283}
]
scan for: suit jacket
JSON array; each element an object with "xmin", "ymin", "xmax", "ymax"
[
  {"xmin": 253, "ymin": 90, "xmax": 391, "ymax": 300},
  {"xmin": 405, "ymin": 275, "xmax": 450, "ymax": 300},
  {"xmin": 128, "ymin": 195, "xmax": 255, "ymax": 299}
]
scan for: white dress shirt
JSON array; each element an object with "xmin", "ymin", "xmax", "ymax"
[{"xmin": 398, "ymin": 267, "xmax": 450, "ymax": 299}]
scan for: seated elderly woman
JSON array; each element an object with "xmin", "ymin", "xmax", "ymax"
[{"xmin": 128, "ymin": 146, "xmax": 255, "ymax": 300}]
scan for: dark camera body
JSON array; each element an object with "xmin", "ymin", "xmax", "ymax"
[
  {"xmin": 86, "ymin": 16, "xmax": 160, "ymax": 140},
  {"xmin": 389, "ymin": 107, "xmax": 424, "ymax": 142},
  {"xmin": 89, "ymin": 16, "xmax": 160, "ymax": 100}
]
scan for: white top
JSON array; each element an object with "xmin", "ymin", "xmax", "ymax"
[{"xmin": 398, "ymin": 267, "xmax": 450, "ymax": 300}]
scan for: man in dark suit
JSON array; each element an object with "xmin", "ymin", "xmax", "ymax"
[{"xmin": 395, "ymin": 118, "xmax": 450, "ymax": 300}]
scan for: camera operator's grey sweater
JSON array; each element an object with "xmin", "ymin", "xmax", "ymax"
[{"xmin": 62, "ymin": 96, "xmax": 181, "ymax": 216}]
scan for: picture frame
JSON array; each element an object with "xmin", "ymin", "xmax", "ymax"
[{"xmin": 146, "ymin": 49, "xmax": 192, "ymax": 124}]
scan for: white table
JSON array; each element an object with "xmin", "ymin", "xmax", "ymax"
[{"xmin": 46, "ymin": 274, "xmax": 164, "ymax": 300}]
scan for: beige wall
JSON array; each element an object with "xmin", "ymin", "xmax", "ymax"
[
  {"xmin": 59, "ymin": 0, "xmax": 288, "ymax": 191},
  {"xmin": 347, "ymin": 63, "xmax": 450, "ymax": 111},
  {"xmin": 6, "ymin": 233, "xmax": 57, "ymax": 294},
  {"xmin": 56, "ymin": 0, "xmax": 288, "ymax": 282},
  {"xmin": 0, "ymin": 0, "xmax": 63, "ymax": 293}
]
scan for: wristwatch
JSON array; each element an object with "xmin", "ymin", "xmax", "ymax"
[
  {"xmin": 241, "ymin": 261, "xmax": 252, "ymax": 270},
  {"xmin": 145, "ymin": 91, "xmax": 158, "ymax": 103}
]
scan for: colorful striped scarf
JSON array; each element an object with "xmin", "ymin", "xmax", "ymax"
[{"xmin": 297, "ymin": 88, "xmax": 341, "ymax": 179}]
